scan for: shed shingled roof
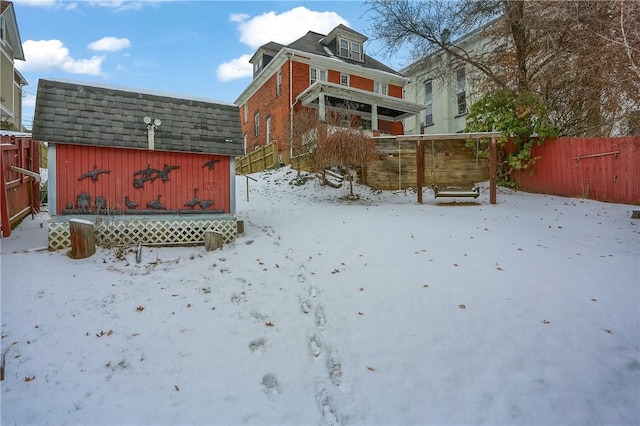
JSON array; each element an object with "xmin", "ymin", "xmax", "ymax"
[{"xmin": 32, "ymin": 79, "xmax": 244, "ymax": 156}]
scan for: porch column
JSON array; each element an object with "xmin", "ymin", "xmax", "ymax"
[
  {"xmin": 319, "ymin": 92, "xmax": 326, "ymax": 121},
  {"xmin": 371, "ymin": 104, "xmax": 379, "ymax": 131}
]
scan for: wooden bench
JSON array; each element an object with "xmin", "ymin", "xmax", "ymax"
[{"xmin": 434, "ymin": 186, "xmax": 480, "ymax": 199}]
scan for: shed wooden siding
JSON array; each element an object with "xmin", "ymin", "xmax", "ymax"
[
  {"xmin": 55, "ymin": 144, "xmax": 230, "ymax": 214},
  {"xmin": 511, "ymin": 137, "xmax": 639, "ymax": 205}
]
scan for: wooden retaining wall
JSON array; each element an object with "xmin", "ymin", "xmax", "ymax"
[{"xmin": 365, "ymin": 137, "xmax": 489, "ymax": 190}]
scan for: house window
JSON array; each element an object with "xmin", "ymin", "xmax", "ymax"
[
  {"xmin": 338, "ymin": 38, "xmax": 363, "ymax": 62},
  {"xmin": 351, "ymin": 41, "xmax": 362, "ymax": 61},
  {"xmin": 456, "ymin": 68, "xmax": 467, "ymax": 115},
  {"xmin": 424, "ymin": 80, "xmax": 433, "ymax": 126},
  {"xmin": 340, "ymin": 74, "xmax": 349, "ymax": 86},
  {"xmin": 243, "ymin": 104, "xmax": 248, "ymax": 124},
  {"xmin": 253, "ymin": 56, "xmax": 263, "ymax": 75},
  {"xmin": 362, "ymin": 118, "xmax": 372, "ymax": 130},
  {"xmin": 339, "ymin": 39, "xmax": 349, "ymax": 57},
  {"xmin": 276, "ymin": 71, "xmax": 282, "ymax": 97},
  {"xmin": 243, "ymin": 134, "xmax": 248, "ymax": 154},
  {"xmin": 310, "ymin": 68, "xmax": 327, "ymax": 85},
  {"xmin": 254, "ymin": 112, "xmax": 260, "ymax": 137},
  {"xmin": 266, "ymin": 116, "xmax": 272, "ymax": 144},
  {"xmin": 375, "ymin": 82, "xmax": 388, "ymax": 96}
]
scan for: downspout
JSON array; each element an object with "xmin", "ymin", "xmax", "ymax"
[{"xmin": 289, "ymin": 51, "xmax": 298, "ymax": 161}]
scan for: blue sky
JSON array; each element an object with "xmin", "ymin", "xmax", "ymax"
[{"xmin": 13, "ymin": 0, "xmax": 412, "ymax": 130}]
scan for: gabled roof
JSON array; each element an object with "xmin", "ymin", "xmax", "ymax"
[
  {"xmin": 283, "ymin": 26, "xmax": 395, "ymax": 74},
  {"xmin": 0, "ymin": 1, "xmax": 25, "ymax": 60},
  {"xmin": 324, "ymin": 24, "xmax": 368, "ymax": 45},
  {"xmin": 32, "ymin": 79, "xmax": 244, "ymax": 156}
]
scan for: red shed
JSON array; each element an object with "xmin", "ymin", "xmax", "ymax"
[{"xmin": 32, "ymin": 79, "xmax": 244, "ymax": 250}]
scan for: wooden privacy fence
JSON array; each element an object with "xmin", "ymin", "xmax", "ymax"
[
  {"xmin": 511, "ymin": 137, "xmax": 639, "ymax": 205},
  {"xmin": 1, "ymin": 134, "xmax": 41, "ymax": 237},
  {"xmin": 236, "ymin": 142, "xmax": 279, "ymax": 174}
]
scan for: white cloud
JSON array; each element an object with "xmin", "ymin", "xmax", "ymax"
[
  {"xmin": 88, "ymin": 37, "xmax": 131, "ymax": 52},
  {"xmin": 217, "ymin": 6, "xmax": 349, "ymax": 82},
  {"xmin": 217, "ymin": 54, "xmax": 253, "ymax": 82},
  {"xmin": 16, "ymin": 40, "xmax": 104, "ymax": 75},
  {"xmin": 11, "ymin": 0, "xmax": 57, "ymax": 7},
  {"xmin": 234, "ymin": 6, "xmax": 349, "ymax": 50},
  {"xmin": 229, "ymin": 13, "xmax": 249, "ymax": 23}
]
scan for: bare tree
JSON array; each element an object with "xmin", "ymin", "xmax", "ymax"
[
  {"xmin": 288, "ymin": 107, "xmax": 321, "ymax": 174},
  {"xmin": 315, "ymin": 127, "xmax": 379, "ymax": 199},
  {"xmin": 366, "ymin": 0, "xmax": 640, "ymax": 136}
]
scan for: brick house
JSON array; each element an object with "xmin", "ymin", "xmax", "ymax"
[{"xmin": 234, "ymin": 24, "xmax": 425, "ymax": 163}]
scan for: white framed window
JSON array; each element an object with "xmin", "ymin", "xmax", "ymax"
[
  {"xmin": 351, "ymin": 41, "xmax": 362, "ymax": 61},
  {"xmin": 374, "ymin": 82, "xmax": 388, "ymax": 96},
  {"xmin": 456, "ymin": 68, "xmax": 467, "ymax": 115},
  {"xmin": 253, "ymin": 56, "xmax": 264, "ymax": 75},
  {"xmin": 424, "ymin": 80, "xmax": 433, "ymax": 126},
  {"xmin": 276, "ymin": 70, "xmax": 282, "ymax": 97},
  {"xmin": 339, "ymin": 39, "xmax": 350, "ymax": 57},
  {"xmin": 254, "ymin": 112, "xmax": 260, "ymax": 137},
  {"xmin": 338, "ymin": 38, "xmax": 363, "ymax": 62},
  {"xmin": 340, "ymin": 73, "xmax": 349, "ymax": 86},
  {"xmin": 310, "ymin": 67, "xmax": 327, "ymax": 85},
  {"xmin": 243, "ymin": 104, "xmax": 248, "ymax": 124},
  {"xmin": 266, "ymin": 116, "xmax": 272, "ymax": 144},
  {"xmin": 243, "ymin": 134, "xmax": 248, "ymax": 154}
]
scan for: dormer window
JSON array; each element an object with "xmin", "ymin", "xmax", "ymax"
[
  {"xmin": 338, "ymin": 37, "xmax": 363, "ymax": 62},
  {"xmin": 253, "ymin": 57, "xmax": 263, "ymax": 75}
]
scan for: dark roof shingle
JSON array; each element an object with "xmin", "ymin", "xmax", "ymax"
[{"xmin": 32, "ymin": 79, "xmax": 244, "ymax": 156}]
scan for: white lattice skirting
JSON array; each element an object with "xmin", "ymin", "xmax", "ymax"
[{"xmin": 48, "ymin": 215, "xmax": 238, "ymax": 250}]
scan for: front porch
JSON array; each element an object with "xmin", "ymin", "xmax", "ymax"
[{"xmin": 296, "ymin": 81, "xmax": 425, "ymax": 130}]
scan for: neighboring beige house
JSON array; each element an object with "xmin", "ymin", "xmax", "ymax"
[
  {"xmin": 400, "ymin": 25, "xmax": 495, "ymax": 135},
  {"xmin": 1, "ymin": 0, "xmax": 27, "ymax": 131}
]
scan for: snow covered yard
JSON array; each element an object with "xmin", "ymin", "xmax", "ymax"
[{"xmin": 1, "ymin": 166, "xmax": 639, "ymax": 425}]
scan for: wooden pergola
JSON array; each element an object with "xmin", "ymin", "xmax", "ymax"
[{"xmin": 387, "ymin": 132, "xmax": 502, "ymax": 204}]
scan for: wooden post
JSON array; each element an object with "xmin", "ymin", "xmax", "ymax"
[
  {"xmin": 416, "ymin": 139, "xmax": 424, "ymax": 204},
  {"xmin": 237, "ymin": 220, "xmax": 245, "ymax": 234},
  {"xmin": 69, "ymin": 218, "xmax": 96, "ymax": 259},
  {"xmin": 204, "ymin": 229, "xmax": 224, "ymax": 251},
  {"xmin": 490, "ymin": 136, "xmax": 497, "ymax": 204}
]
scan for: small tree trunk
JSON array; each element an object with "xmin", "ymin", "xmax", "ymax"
[
  {"xmin": 204, "ymin": 229, "xmax": 224, "ymax": 251},
  {"xmin": 69, "ymin": 219, "xmax": 96, "ymax": 259}
]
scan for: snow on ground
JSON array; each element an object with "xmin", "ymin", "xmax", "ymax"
[{"xmin": 1, "ymin": 166, "xmax": 639, "ymax": 425}]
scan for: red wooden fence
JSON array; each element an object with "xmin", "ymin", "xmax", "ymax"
[
  {"xmin": 511, "ymin": 137, "xmax": 639, "ymax": 205},
  {"xmin": 1, "ymin": 134, "xmax": 41, "ymax": 237}
]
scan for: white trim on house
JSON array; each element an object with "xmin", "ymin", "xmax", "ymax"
[
  {"xmin": 297, "ymin": 81, "xmax": 425, "ymax": 122},
  {"xmin": 234, "ymin": 47, "xmax": 409, "ymax": 106}
]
